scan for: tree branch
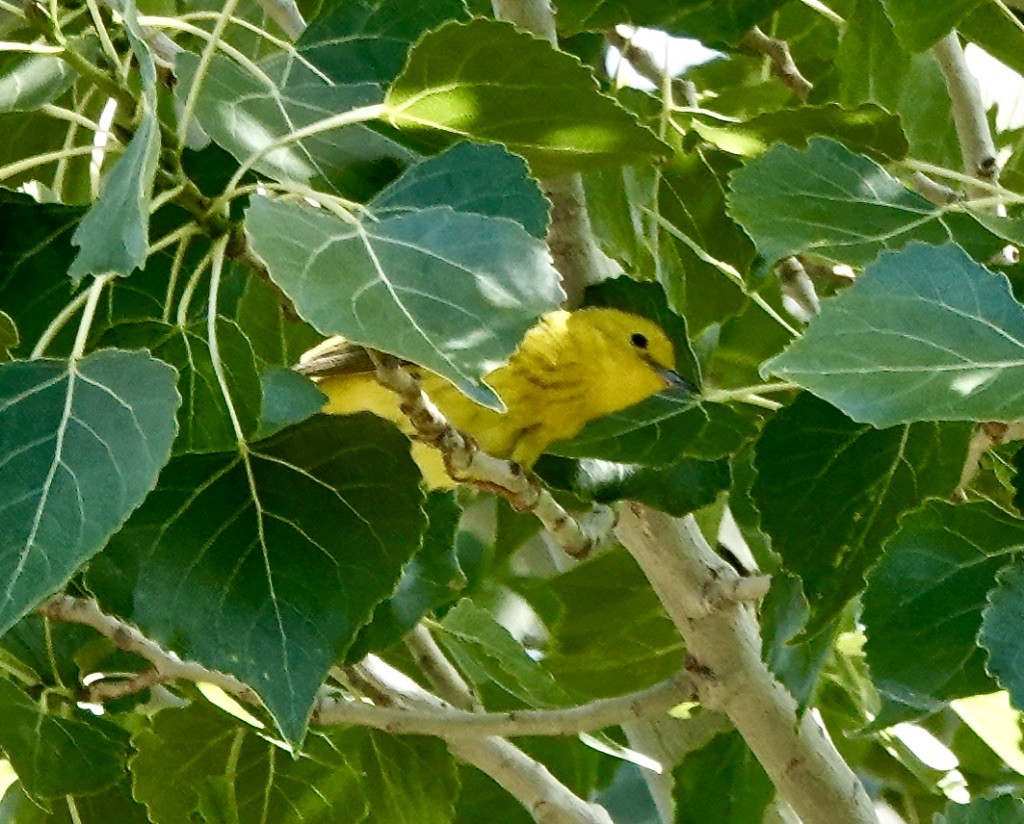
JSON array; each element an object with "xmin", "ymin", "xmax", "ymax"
[
  {"xmin": 355, "ymin": 655, "xmax": 614, "ymax": 824},
  {"xmin": 315, "ymin": 668, "xmax": 695, "ymax": 737},
  {"xmin": 490, "ymin": 0, "xmax": 617, "ymax": 303},
  {"xmin": 37, "ymin": 596, "xmax": 257, "ymax": 702},
  {"xmin": 405, "ymin": 623, "xmax": 478, "ymax": 711},
  {"xmin": 255, "ymin": 0, "xmax": 305, "ymax": 39},
  {"xmin": 740, "ymin": 27, "xmax": 813, "ymax": 100},
  {"xmin": 364, "ymin": 350, "xmax": 614, "ymax": 558},
  {"xmin": 614, "ymin": 505, "xmax": 878, "ymax": 824},
  {"xmin": 932, "ymin": 32, "xmax": 999, "ymax": 195}
]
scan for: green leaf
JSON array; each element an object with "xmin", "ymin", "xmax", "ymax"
[
  {"xmin": 371, "ymin": 142, "xmax": 548, "ymax": 239},
  {"xmin": 555, "ymin": 0, "xmax": 787, "ymax": 44},
  {"xmin": 88, "ymin": 414, "xmax": 425, "ymax": 747},
  {"xmin": 0, "ymin": 677, "xmax": 127, "ymax": 799},
  {"xmin": 935, "ymin": 794, "xmax": 1024, "ymax": 823},
  {"xmin": 295, "ymin": 0, "xmax": 470, "ymax": 86},
  {"xmin": 524, "ymin": 546, "xmax": 685, "ymax": 699},
  {"xmin": 961, "ymin": 5, "xmax": 1024, "ymax": 80},
  {"xmin": 0, "ymin": 194, "xmax": 85, "ymax": 356},
  {"xmin": 691, "ymin": 103, "xmax": 909, "ymax": 163},
  {"xmin": 349, "ymin": 491, "xmax": 464, "ymax": 660},
  {"xmin": 764, "ymin": 243, "xmax": 1024, "ymax": 428},
  {"xmin": 357, "ymin": 730, "xmax": 460, "ymax": 824},
  {"xmin": 754, "ymin": 394, "xmax": 971, "ymax": 631},
  {"xmin": 863, "ymin": 501, "xmax": 1023, "ymax": 710},
  {"xmin": 69, "ymin": 2, "xmax": 159, "ymax": 279},
  {"xmin": 385, "ymin": 19, "xmax": 669, "ymax": 176},
  {"xmin": 100, "ymin": 319, "xmax": 261, "ymax": 453},
  {"xmin": 727, "ymin": 138, "xmax": 1004, "ymax": 266},
  {"xmin": 0, "ymin": 350, "xmax": 178, "ymax": 634},
  {"xmin": 245, "ymin": 196, "xmax": 563, "ymax": 409},
  {"xmin": 760, "ymin": 574, "xmax": 834, "ymax": 707},
  {"xmin": 539, "ymin": 454, "xmax": 730, "ymax": 516},
  {"xmin": 0, "ymin": 780, "xmax": 150, "ymax": 824},
  {"xmin": 0, "ymin": 311, "xmax": 17, "ymax": 361},
  {"xmin": 131, "ymin": 702, "xmax": 368, "ymax": 824},
  {"xmin": 836, "ymin": 0, "xmax": 910, "ymax": 111},
  {"xmin": 0, "ymin": 615, "xmax": 101, "ymax": 688},
  {"xmin": 880, "ymin": 0, "xmax": 984, "ymax": 52},
  {"xmin": 0, "ymin": 51, "xmax": 75, "ymax": 114},
  {"xmin": 253, "ymin": 366, "xmax": 326, "ymax": 440},
  {"xmin": 672, "ymin": 732, "xmax": 773, "ymax": 824},
  {"xmin": 980, "ymin": 561, "xmax": 1024, "ymax": 713},
  {"xmin": 655, "ymin": 144, "xmax": 751, "ymax": 331},
  {"xmin": 550, "ymin": 396, "xmax": 757, "ymax": 466},
  {"xmin": 176, "ymin": 52, "xmax": 416, "ymax": 199},
  {"xmin": 438, "ymin": 599, "xmax": 571, "ymax": 708},
  {"xmin": 233, "ymin": 273, "xmax": 322, "ymax": 369}
]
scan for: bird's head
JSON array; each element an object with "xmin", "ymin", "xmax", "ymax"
[{"xmin": 567, "ymin": 308, "xmax": 694, "ymax": 416}]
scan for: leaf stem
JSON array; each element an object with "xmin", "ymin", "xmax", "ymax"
[
  {"xmin": 0, "ymin": 145, "xmax": 101, "ymax": 184},
  {"xmin": 220, "ymin": 103, "xmax": 387, "ymax": 198},
  {"xmin": 175, "ymin": 0, "xmax": 242, "ymax": 146},
  {"xmin": 71, "ymin": 273, "xmax": 113, "ymax": 359},
  {"xmin": 31, "ymin": 288, "xmax": 93, "ymax": 359},
  {"xmin": 207, "ymin": 234, "xmax": 248, "ymax": 444}
]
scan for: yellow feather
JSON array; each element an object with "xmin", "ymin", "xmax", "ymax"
[{"xmin": 303, "ymin": 308, "xmax": 684, "ymax": 488}]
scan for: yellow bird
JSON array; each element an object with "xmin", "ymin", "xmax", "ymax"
[{"xmin": 297, "ymin": 308, "xmax": 689, "ymax": 488}]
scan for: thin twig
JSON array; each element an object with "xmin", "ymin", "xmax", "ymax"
[
  {"xmin": 364, "ymin": 351, "xmax": 612, "ymax": 558},
  {"xmin": 314, "ymin": 669, "xmax": 695, "ymax": 736},
  {"xmin": 776, "ymin": 257, "xmax": 820, "ymax": 322},
  {"xmin": 740, "ymin": 27, "xmax": 813, "ymax": 99},
  {"xmin": 37, "ymin": 596, "xmax": 257, "ymax": 701},
  {"xmin": 405, "ymin": 624, "xmax": 478, "ymax": 711}
]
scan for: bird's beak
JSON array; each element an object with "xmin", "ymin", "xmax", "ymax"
[{"xmin": 657, "ymin": 367, "xmax": 697, "ymax": 393}]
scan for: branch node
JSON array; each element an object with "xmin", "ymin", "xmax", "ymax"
[{"xmin": 740, "ymin": 27, "xmax": 813, "ymax": 100}]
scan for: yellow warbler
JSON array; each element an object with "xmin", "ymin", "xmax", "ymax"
[{"xmin": 298, "ymin": 308, "xmax": 688, "ymax": 487}]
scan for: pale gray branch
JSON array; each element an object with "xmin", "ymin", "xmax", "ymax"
[
  {"xmin": 356, "ymin": 656, "xmax": 614, "ymax": 824},
  {"xmin": 741, "ymin": 27, "xmax": 813, "ymax": 99},
  {"xmin": 256, "ymin": 0, "xmax": 306, "ymax": 39},
  {"xmin": 38, "ymin": 596, "xmax": 257, "ymax": 701},
  {"xmin": 366, "ymin": 350, "xmax": 610, "ymax": 558},
  {"xmin": 615, "ymin": 505, "xmax": 878, "ymax": 824},
  {"xmin": 405, "ymin": 624, "xmax": 478, "ymax": 711},
  {"xmin": 776, "ymin": 257, "xmax": 820, "ymax": 322},
  {"xmin": 933, "ymin": 32, "xmax": 999, "ymax": 193},
  {"xmin": 314, "ymin": 667, "xmax": 696, "ymax": 737}
]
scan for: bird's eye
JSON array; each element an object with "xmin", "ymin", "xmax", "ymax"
[{"xmin": 631, "ymin": 333, "xmax": 648, "ymax": 349}]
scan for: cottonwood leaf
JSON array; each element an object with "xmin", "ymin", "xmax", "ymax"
[
  {"xmin": 764, "ymin": 243, "xmax": 1024, "ymax": 428},
  {"xmin": 370, "ymin": 142, "xmax": 548, "ymax": 239},
  {"xmin": 0, "ymin": 195, "xmax": 85, "ymax": 355},
  {"xmin": 69, "ymin": 2, "xmax": 158, "ymax": 279},
  {"xmin": 0, "ymin": 350, "xmax": 178, "ymax": 634},
  {"xmin": 538, "ymin": 454, "xmax": 729, "ymax": 516},
  {"xmin": 385, "ymin": 19, "xmax": 668, "ymax": 176},
  {"xmin": 246, "ymin": 196, "xmax": 563, "ymax": 409},
  {"xmin": 754, "ymin": 394, "xmax": 971, "ymax": 632},
  {"xmin": 349, "ymin": 491, "xmax": 464, "ymax": 661},
  {"xmin": 0, "ymin": 312, "xmax": 17, "ymax": 361},
  {"xmin": 176, "ymin": 52, "xmax": 415, "ymax": 199},
  {"xmin": 690, "ymin": 103, "xmax": 908, "ymax": 163},
  {"xmin": 880, "ymin": 0, "xmax": 984, "ymax": 52},
  {"xmin": 555, "ymin": 0, "xmax": 786, "ymax": 44},
  {"xmin": 934, "ymin": 794, "xmax": 1024, "ymax": 823},
  {"xmin": 728, "ymin": 138, "xmax": 1004, "ymax": 266},
  {"xmin": 0, "ymin": 780, "xmax": 149, "ymax": 823},
  {"xmin": 0, "ymin": 677, "xmax": 127, "ymax": 799},
  {"xmin": 131, "ymin": 701, "xmax": 366, "ymax": 824},
  {"xmin": 100, "ymin": 319, "xmax": 261, "ymax": 453},
  {"xmin": 0, "ymin": 50, "xmax": 75, "ymax": 114},
  {"xmin": 550, "ymin": 396, "xmax": 757, "ymax": 466},
  {"xmin": 862, "ymin": 501, "xmax": 1023, "ymax": 711},
  {"xmin": 253, "ymin": 367, "xmax": 326, "ymax": 441},
  {"xmin": 295, "ymin": 0, "xmax": 470, "ymax": 87},
  {"xmin": 980, "ymin": 561, "xmax": 1024, "ymax": 713},
  {"xmin": 88, "ymin": 414, "xmax": 425, "ymax": 746},
  {"xmin": 673, "ymin": 732, "xmax": 773, "ymax": 824},
  {"xmin": 438, "ymin": 599, "xmax": 571, "ymax": 708},
  {"xmin": 520, "ymin": 547, "xmax": 685, "ymax": 699}
]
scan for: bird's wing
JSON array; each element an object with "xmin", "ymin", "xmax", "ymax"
[{"xmin": 295, "ymin": 337, "xmax": 415, "ymax": 378}]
